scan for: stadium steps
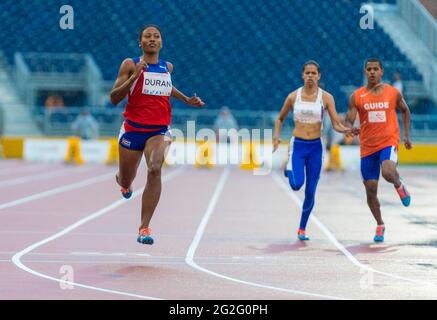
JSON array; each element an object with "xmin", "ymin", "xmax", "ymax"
[
  {"xmin": 373, "ymin": 3, "xmax": 437, "ymax": 102},
  {"xmin": 0, "ymin": 67, "xmax": 42, "ymax": 136}
]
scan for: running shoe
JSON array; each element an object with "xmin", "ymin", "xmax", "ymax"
[
  {"xmin": 297, "ymin": 229, "xmax": 310, "ymax": 241},
  {"xmin": 137, "ymin": 228, "xmax": 154, "ymax": 245},
  {"xmin": 396, "ymin": 179, "xmax": 411, "ymax": 207},
  {"xmin": 374, "ymin": 225, "xmax": 385, "ymax": 242},
  {"xmin": 120, "ymin": 186, "xmax": 133, "ymax": 199}
]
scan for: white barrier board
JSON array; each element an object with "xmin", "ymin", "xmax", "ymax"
[
  {"xmin": 81, "ymin": 140, "xmax": 110, "ymax": 164},
  {"xmin": 24, "ymin": 139, "xmax": 69, "ymax": 163}
]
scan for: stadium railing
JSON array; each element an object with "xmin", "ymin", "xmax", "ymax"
[
  {"xmin": 33, "ymin": 106, "xmax": 437, "ymax": 143},
  {"xmin": 399, "ymin": 0, "xmax": 437, "ymax": 102},
  {"xmin": 400, "ymin": 0, "xmax": 437, "ymax": 56},
  {"xmin": 14, "ymin": 52, "xmax": 102, "ymax": 106}
]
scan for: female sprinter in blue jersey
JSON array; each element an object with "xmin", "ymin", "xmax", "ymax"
[
  {"xmin": 110, "ymin": 25, "xmax": 204, "ymax": 245},
  {"xmin": 273, "ymin": 61, "xmax": 356, "ymax": 240}
]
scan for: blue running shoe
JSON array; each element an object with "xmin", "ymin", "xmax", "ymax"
[
  {"xmin": 137, "ymin": 228, "xmax": 154, "ymax": 245},
  {"xmin": 396, "ymin": 180, "xmax": 411, "ymax": 207},
  {"xmin": 284, "ymin": 169, "xmax": 288, "ymax": 178},
  {"xmin": 120, "ymin": 187, "xmax": 132, "ymax": 199},
  {"xmin": 374, "ymin": 225, "xmax": 385, "ymax": 242},
  {"xmin": 297, "ymin": 229, "xmax": 310, "ymax": 241}
]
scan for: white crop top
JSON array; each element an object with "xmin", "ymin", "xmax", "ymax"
[{"xmin": 293, "ymin": 87, "xmax": 325, "ymax": 124}]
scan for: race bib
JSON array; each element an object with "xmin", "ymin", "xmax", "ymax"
[
  {"xmin": 368, "ymin": 111, "xmax": 386, "ymax": 123},
  {"xmin": 142, "ymin": 72, "xmax": 172, "ymax": 96}
]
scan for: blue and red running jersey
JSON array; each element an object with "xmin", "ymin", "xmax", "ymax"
[{"xmin": 123, "ymin": 57, "xmax": 172, "ymax": 132}]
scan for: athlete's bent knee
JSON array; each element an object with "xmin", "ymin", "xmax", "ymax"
[
  {"xmin": 289, "ymin": 179, "xmax": 304, "ymax": 191},
  {"xmin": 291, "ymin": 185, "xmax": 301, "ymax": 191},
  {"xmin": 381, "ymin": 168, "xmax": 394, "ymax": 182}
]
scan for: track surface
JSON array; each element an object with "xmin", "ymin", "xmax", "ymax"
[{"xmin": 1, "ymin": 159, "xmax": 437, "ymax": 300}]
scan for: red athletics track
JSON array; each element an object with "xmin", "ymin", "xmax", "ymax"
[{"xmin": 1, "ymin": 159, "xmax": 437, "ymax": 299}]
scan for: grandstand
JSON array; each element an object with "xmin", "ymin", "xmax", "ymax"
[{"xmin": 0, "ymin": 0, "xmax": 435, "ymax": 140}]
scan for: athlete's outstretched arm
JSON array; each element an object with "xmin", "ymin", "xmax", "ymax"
[
  {"xmin": 273, "ymin": 92, "xmax": 295, "ymax": 152},
  {"xmin": 166, "ymin": 62, "xmax": 205, "ymax": 107},
  {"xmin": 345, "ymin": 93, "xmax": 359, "ymax": 133},
  {"xmin": 396, "ymin": 92, "xmax": 412, "ymax": 150},
  {"xmin": 324, "ymin": 92, "xmax": 353, "ymax": 134},
  {"xmin": 110, "ymin": 58, "xmax": 147, "ymax": 105},
  {"xmin": 171, "ymin": 87, "xmax": 205, "ymax": 107}
]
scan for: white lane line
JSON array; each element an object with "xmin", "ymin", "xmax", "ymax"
[
  {"xmin": 272, "ymin": 172, "xmax": 437, "ymax": 290},
  {"xmin": 185, "ymin": 167, "xmax": 345, "ymax": 300},
  {"xmin": 11, "ymin": 168, "xmax": 184, "ymax": 300},
  {"xmin": 0, "ymin": 167, "xmax": 91, "ymax": 188},
  {"xmin": 0, "ymin": 171, "xmax": 116, "ymax": 211}
]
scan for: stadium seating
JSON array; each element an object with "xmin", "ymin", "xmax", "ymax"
[{"xmin": 0, "ymin": 0, "xmax": 422, "ymax": 113}]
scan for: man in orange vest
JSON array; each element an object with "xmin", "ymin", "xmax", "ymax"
[{"xmin": 345, "ymin": 58, "xmax": 412, "ymax": 242}]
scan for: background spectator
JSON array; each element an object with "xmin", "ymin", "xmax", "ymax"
[
  {"xmin": 392, "ymin": 71, "xmax": 404, "ymax": 95},
  {"xmin": 213, "ymin": 106, "xmax": 239, "ymax": 143},
  {"xmin": 45, "ymin": 94, "xmax": 66, "ymax": 115},
  {"xmin": 71, "ymin": 108, "xmax": 99, "ymax": 140}
]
